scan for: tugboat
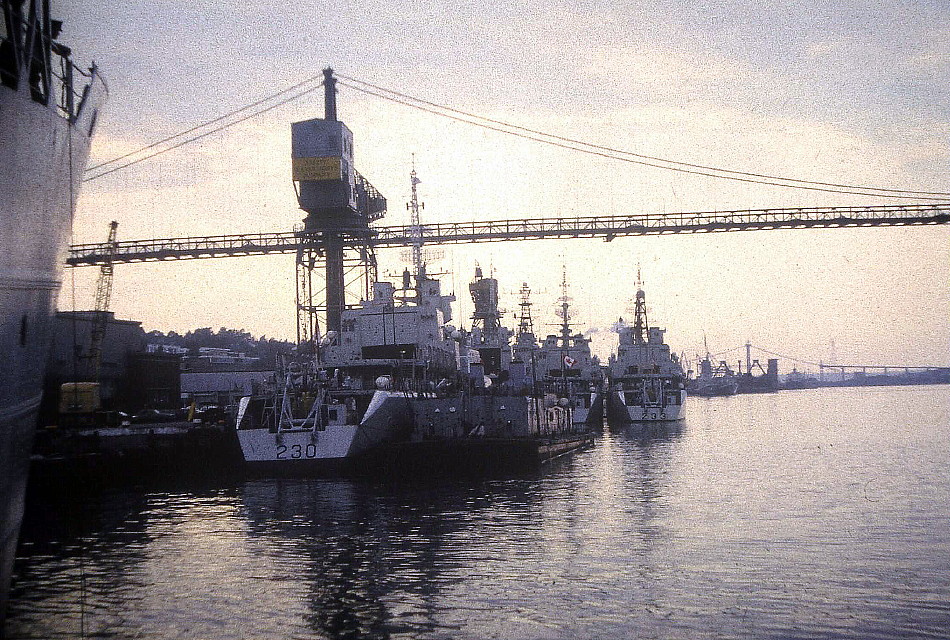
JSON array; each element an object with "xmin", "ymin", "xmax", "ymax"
[
  {"xmin": 0, "ymin": 2, "xmax": 107, "ymax": 624},
  {"xmin": 605, "ymin": 279, "xmax": 686, "ymax": 426}
]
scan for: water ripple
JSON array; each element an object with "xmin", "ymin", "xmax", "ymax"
[{"xmin": 7, "ymin": 386, "xmax": 950, "ymax": 639}]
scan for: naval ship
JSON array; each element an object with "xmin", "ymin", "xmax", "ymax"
[
  {"xmin": 691, "ymin": 349, "xmax": 739, "ymax": 397},
  {"xmin": 1, "ymin": 0, "xmax": 107, "ymax": 623},
  {"xmin": 235, "ymin": 264, "xmax": 586, "ymax": 474},
  {"xmin": 468, "ymin": 271, "xmax": 600, "ymax": 436},
  {"xmin": 235, "ymin": 265, "xmax": 468, "ymax": 472},
  {"xmin": 536, "ymin": 272, "xmax": 604, "ymax": 429},
  {"xmin": 605, "ymin": 283, "xmax": 687, "ymax": 425}
]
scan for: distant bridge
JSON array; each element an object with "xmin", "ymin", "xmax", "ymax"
[
  {"xmin": 709, "ymin": 343, "xmax": 950, "ymax": 378},
  {"xmin": 67, "ymin": 203, "xmax": 950, "ymax": 266}
]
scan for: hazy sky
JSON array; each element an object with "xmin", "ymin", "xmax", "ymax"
[{"xmin": 59, "ymin": 1, "xmax": 949, "ymax": 368}]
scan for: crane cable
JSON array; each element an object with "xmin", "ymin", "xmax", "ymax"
[
  {"xmin": 337, "ymin": 73, "xmax": 950, "ymax": 199},
  {"xmin": 83, "ymin": 70, "xmax": 950, "ymax": 201},
  {"xmin": 336, "ymin": 76, "xmax": 950, "ymax": 201},
  {"xmin": 83, "ymin": 78, "xmax": 325, "ymax": 181}
]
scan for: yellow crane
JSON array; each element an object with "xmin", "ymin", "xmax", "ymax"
[
  {"xmin": 60, "ymin": 221, "xmax": 118, "ymax": 423},
  {"xmin": 88, "ymin": 220, "xmax": 119, "ymax": 379}
]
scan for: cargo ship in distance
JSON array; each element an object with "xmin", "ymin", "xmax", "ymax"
[
  {"xmin": 0, "ymin": 0, "xmax": 107, "ymax": 624},
  {"xmin": 691, "ymin": 352, "xmax": 739, "ymax": 397},
  {"xmin": 605, "ymin": 283, "xmax": 687, "ymax": 426}
]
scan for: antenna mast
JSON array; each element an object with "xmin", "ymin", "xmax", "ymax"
[
  {"xmin": 408, "ymin": 157, "xmax": 424, "ymax": 278},
  {"xmin": 517, "ymin": 282, "xmax": 534, "ymax": 337},
  {"xmin": 557, "ymin": 266, "xmax": 572, "ymax": 349},
  {"xmin": 557, "ymin": 266, "xmax": 574, "ymax": 391},
  {"xmin": 632, "ymin": 267, "xmax": 649, "ymax": 345}
]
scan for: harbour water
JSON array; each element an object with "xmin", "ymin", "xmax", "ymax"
[{"xmin": 7, "ymin": 385, "xmax": 950, "ymax": 639}]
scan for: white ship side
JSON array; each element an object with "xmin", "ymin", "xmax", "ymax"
[
  {"xmin": 1, "ymin": 1, "xmax": 107, "ymax": 624},
  {"xmin": 236, "ymin": 388, "xmax": 449, "ymax": 468}
]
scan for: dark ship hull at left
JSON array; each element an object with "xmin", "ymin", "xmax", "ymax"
[{"xmin": 0, "ymin": 1, "xmax": 107, "ymax": 624}]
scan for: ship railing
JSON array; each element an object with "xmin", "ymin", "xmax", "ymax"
[
  {"xmin": 50, "ymin": 54, "xmax": 96, "ymax": 121},
  {"xmin": 0, "ymin": 8, "xmax": 96, "ymax": 122}
]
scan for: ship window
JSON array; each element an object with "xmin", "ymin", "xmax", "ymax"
[
  {"xmin": 20, "ymin": 315, "xmax": 27, "ymax": 346},
  {"xmin": 0, "ymin": 31, "xmax": 18, "ymax": 89}
]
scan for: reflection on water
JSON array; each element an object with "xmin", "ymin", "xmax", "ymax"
[{"xmin": 7, "ymin": 385, "xmax": 950, "ymax": 639}]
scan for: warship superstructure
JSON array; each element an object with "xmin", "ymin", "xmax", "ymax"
[
  {"xmin": 1, "ymin": 1, "xmax": 107, "ymax": 622},
  {"xmin": 536, "ymin": 271, "xmax": 603, "ymax": 428},
  {"xmin": 468, "ymin": 265, "xmax": 513, "ymax": 378}
]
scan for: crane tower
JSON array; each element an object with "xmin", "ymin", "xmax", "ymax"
[
  {"xmin": 292, "ymin": 68, "xmax": 386, "ymax": 352},
  {"xmin": 88, "ymin": 220, "xmax": 119, "ymax": 379}
]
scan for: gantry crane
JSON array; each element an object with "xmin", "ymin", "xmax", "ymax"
[{"xmin": 60, "ymin": 68, "xmax": 950, "ymax": 356}]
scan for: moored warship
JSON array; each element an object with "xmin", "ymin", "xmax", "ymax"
[
  {"xmin": 605, "ymin": 282, "xmax": 686, "ymax": 425},
  {"xmin": 235, "ymin": 102, "xmax": 590, "ymax": 473},
  {"xmin": 536, "ymin": 270, "xmax": 603, "ymax": 429}
]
